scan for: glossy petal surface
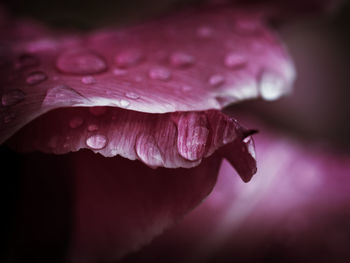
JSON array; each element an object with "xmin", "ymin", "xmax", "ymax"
[{"xmin": 0, "ymin": 7, "xmax": 294, "ymax": 144}]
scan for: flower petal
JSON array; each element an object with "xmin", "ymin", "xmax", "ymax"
[
  {"xmin": 3, "ymin": 147, "xmax": 222, "ymax": 262},
  {"xmin": 0, "ymin": 6, "xmax": 295, "ymax": 144},
  {"xmin": 7, "ymin": 108, "xmax": 256, "ymax": 181},
  {"xmin": 121, "ymin": 119, "xmax": 350, "ymax": 263}
]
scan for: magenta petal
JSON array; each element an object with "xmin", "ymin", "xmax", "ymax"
[
  {"xmin": 0, "ymin": 6, "xmax": 294, "ymax": 144},
  {"xmin": 8, "ymin": 108, "xmax": 256, "ymax": 175},
  {"xmin": 6, "ymin": 148, "xmax": 222, "ymax": 262},
  {"xmin": 121, "ymin": 125, "xmax": 350, "ymax": 263}
]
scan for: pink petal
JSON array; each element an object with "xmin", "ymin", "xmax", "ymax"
[
  {"xmin": 4, "ymin": 147, "xmax": 222, "ymax": 262},
  {"xmin": 8, "ymin": 108, "xmax": 256, "ymax": 180},
  {"xmin": 0, "ymin": 6, "xmax": 295, "ymax": 144},
  {"xmin": 121, "ymin": 120, "xmax": 350, "ymax": 262}
]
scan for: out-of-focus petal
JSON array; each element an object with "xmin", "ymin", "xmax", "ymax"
[
  {"xmin": 4, "ymin": 148, "xmax": 222, "ymax": 262},
  {"xmin": 121, "ymin": 119, "xmax": 350, "ymax": 263},
  {"xmin": 0, "ymin": 6, "xmax": 294, "ymax": 144}
]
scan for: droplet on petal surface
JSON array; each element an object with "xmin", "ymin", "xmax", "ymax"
[
  {"xmin": 69, "ymin": 116, "xmax": 84, "ymax": 128},
  {"xmin": 125, "ymin": 92, "xmax": 140, "ymax": 100},
  {"xmin": 209, "ymin": 74, "xmax": 225, "ymax": 86},
  {"xmin": 1, "ymin": 89, "xmax": 26, "ymax": 106},
  {"xmin": 113, "ymin": 69, "xmax": 127, "ymax": 76},
  {"xmin": 119, "ymin": 99, "xmax": 130, "ymax": 108},
  {"xmin": 43, "ymin": 85, "xmax": 87, "ymax": 106},
  {"xmin": 170, "ymin": 52, "xmax": 195, "ymax": 68},
  {"xmin": 135, "ymin": 134, "xmax": 164, "ymax": 167},
  {"xmin": 197, "ymin": 26, "xmax": 213, "ymax": 38},
  {"xmin": 224, "ymin": 52, "xmax": 247, "ymax": 68},
  {"xmin": 26, "ymin": 71, "xmax": 47, "ymax": 85},
  {"xmin": 149, "ymin": 67, "xmax": 171, "ymax": 81},
  {"xmin": 56, "ymin": 49, "xmax": 107, "ymax": 75},
  {"xmin": 87, "ymin": 124, "xmax": 99, "ymax": 132},
  {"xmin": 86, "ymin": 134, "xmax": 108, "ymax": 150},
  {"xmin": 243, "ymin": 136, "xmax": 256, "ymax": 159},
  {"xmin": 115, "ymin": 49, "xmax": 143, "ymax": 68},
  {"xmin": 81, "ymin": 76, "xmax": 97, "ymax": 85},
  {"xmin": 259, "ymin": 71, "xmax": 286, "ymax": 101},
  {"xmin": 177, "ymin": 113, "xmax": 209, "ymax": 161}
]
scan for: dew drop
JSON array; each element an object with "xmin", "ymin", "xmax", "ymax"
[
  {"xmin": 170, "ymin": 52, "xmax": 195, "ymax": 68},
  {"xmin": 56, "ymin": 49, "xmax": 107, "ymax": 75},
  {"xmin": 224, "ymin": 53, "xmax": 247, "ymax": 68},
  {"xmin": 259, "ymin": 71, "xmax": 286, "ymax": 101},
  {"xmin": 15, "ymin": 54, "xmax": 39, "ymax": 70},
  {"xmin": 208, "ymin": 74, "xmax": 225, "ymax": 86},
  {"xmin": 1, "ymin": 89, "xmax": 26, "ymax": 106},
  {"xmin": 86, "ymin": 134, "xmax": 108, "ymax": 150},
  {"xmin": 119, "ymin": 99, "xmax": 130, "ymax": 108},
  {"xmin": 115, "ymin": 49, "xmax": 143, "ymax": 68},
  {"xmin": 125, "ymin": 92, "xmax": 140, "ymax": 100},
  {"xmin": 81, "ymin": 75, "xmax": 96, "ymax": 85},
  {"xmin": 69, "ymin": 116, "xmax": 84, "ymax": 128},
  {"xmin": 149, "ymin": 67, "xmax": 171, "ymax": 81},
  {"xmin": 135, "ymin": 134, "xmax": 164, "ymax": 167},
  {"xmin": 197, "ymin": 26, "xmax": 213, "ymax": 38},
  {"xmin": 43, "ymin": 85, "xmax": 87, "ymax": 106},
  {"xmin": 26, "ymin": 71, "xmax": 47, "ymax": 85},
  {"xmin": 243, "ymin": 136, "xmax": 256, "ymax": 160},
  {"xmin": 113, "ymin": 68, "xmax": 128, "ymax": 76},
  {"xmin": 89, "ymin": 107, "xmax": 107, "ymax": 116},
  {"xmin": 87, "ymin": 124, "xmax": 99, "ymax": 132},
  {"xmin": 181, "ymin": 85, "xmax": 193, "ymax": 92}
]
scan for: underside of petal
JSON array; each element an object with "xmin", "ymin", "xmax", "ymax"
[{"xmin": 7, "ymin": 108, "xmax": 257, "ymax": 182}]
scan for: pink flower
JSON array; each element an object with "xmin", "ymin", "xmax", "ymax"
[{"xmin": 0, "ymin": 1, "xmax": 349, "ymax": 262}]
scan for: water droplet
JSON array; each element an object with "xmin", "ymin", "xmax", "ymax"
[
  {"xmin": 56, "ymin": 49, "xmax": 107, "ymax": 75},
  {"xmin": 1, "ymin": 89, "xmax": 26, "ymax": 106},
  {"xmin": 208, "ymin": 74, "xmax": 225, "ymax": 86},
  {"xmin": 69, "ymin": 116, "xmax": 84, "ymax": 128},
  {"xmin": 26, "ymin": 39, "xmax": 58, "ymax": 52},
  {"xmin": 81, "ymin": 75, "xmax": 96, "ymax": 85},
  {"xmin": 89, "ymin": 107, "xmax": 107, "ymax": 116},
  {"xmin": 149, "ymin": 67, "xmax": 171, "ymax": 81},
  {"xmin": 125, "ymin": 92, "xmax": 140, "ymax": 100},
  {"xmin": 177, "ymin": 113, "xmax": 209, "ymax": 161},
  {"xmin": 135, "ymin": 134, "xmax": 164, "ymax": 167},
  {"xmin": 115, "ymin": 49, "xmax": 143, "ymax": 68},
  {"xmin": 86, "ymin": 134, "xmax": 108, "ymax": 150},
  {"xmin": 113, "ymin": 68, "xmax": 127, "ymax": 76},
  {"xmin": 197, "ymin": 26, "xmax": 213, "ymax": 38},
  {"xmin": 87, "ymin": 124, "xmax": 99, "ymax": 132},
  {"xmin": 3, "ymin": 112, "xmax": 16, "ymax": 123},
  {"xmin": 43, "ymin": 85, "xmax": 87, "ymax": 106},
  {"xmin": 181, "ymin": 85, "xmax": 193, "ymax": 92},
  {"xmin": 15, "ymin": 54, "xmax": 39, "ymax": 70},
  {"xmin": 119, "ymin": 99, "xmax": 130, "ymax": 108},
  {"xmin": 26, "ymin": 71, "xmax": 47, "ymax": 85},
  {"xmin": 224, "ymin": 53, "xmax": 247, "ymax": 68},
  {"xmin": 259, "ymin": 71, "xmax": 286, "ymax": 101},
  {"xmin": 243, "ymin": 136, "xmax": 256, "ymax": 160},
  {"xmin": 170, "ymin": 52, "xmax": 195, "ymax": 68}
]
